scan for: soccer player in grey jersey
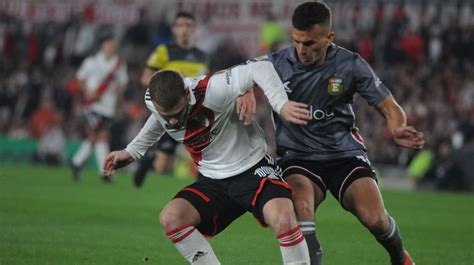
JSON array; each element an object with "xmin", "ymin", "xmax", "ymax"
[{"xmin": 245, "ymin": 2, "xmax": 424, "ymax": 265}]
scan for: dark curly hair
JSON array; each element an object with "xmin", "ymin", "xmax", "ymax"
[{"xmin": 292, "ymin": 1, "xmax": 332, "ymax": 31}]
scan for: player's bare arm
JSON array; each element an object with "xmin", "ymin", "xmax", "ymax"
[
  {"xmin": 103, "ymin": 150, "xmax": 134, "ymax": 176},
  {"xmin": 376, "ymin": 95, "xmax": 425, "ymax": 149}
]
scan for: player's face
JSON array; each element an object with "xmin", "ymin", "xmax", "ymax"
[
  {"xmin": 172, "ymin": 17, "xmax": 196, "ymax": 47},
  {"xmin": 291, "ymin": 25, "xmax": 334, "ymax": 67},
  {"xmin": 102, "ymin": 39, "xmax": 116, "ymax": 58},
  {"xmin": 155, "ymin": 92, "xmax": 190, "ymax": 129}
]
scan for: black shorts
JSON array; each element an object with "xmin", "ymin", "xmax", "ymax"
[
  {"xmin": 278, "ymin": 156, "xmax": 377, "ymax": 204},
  {"xmin": 84, "ymin": 111, "xmax": 112, "ymax": 132},
  {"xmin": 174, "ymin": 154, "xmax": 292, "ymax": 237},
  {"xmin": 155, "ymin": 133, "xmax": 178, "ymax": 155}
]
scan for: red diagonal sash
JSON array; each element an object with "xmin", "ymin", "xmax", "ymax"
[{"xmin": 84, "ymin": 59, "xmax": 122, "ymax": 106}]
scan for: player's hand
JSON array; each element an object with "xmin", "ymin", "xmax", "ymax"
[
  {"xmin": 393, "ymin": 126, "xmax": 425, "ymax": 149},
  {"xmin": 236, "ymin": 88, "xmax": 256, "ymax": 125},
  {"xmin": 280, "ymin": 101, "xmax": 310, "ymax": 125},
  {"xmin": 103, "ymin": 150, "xmax": 134, "ymax": 176}
]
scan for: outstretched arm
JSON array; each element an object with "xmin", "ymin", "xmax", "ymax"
[
  {"xmin": 103, "ymin": 114, "xmax": 165, "ymax": 176},
  {"xmin": 103, "ymin": 150, "xmax": 134, "ymax": 176},
  {"xmin": 233, "ymin": 61, "xmax": 310, "ymax": 125},
  {"xmin": 375, "ymin": 95, "xmax": 425, "ymax": 149}
]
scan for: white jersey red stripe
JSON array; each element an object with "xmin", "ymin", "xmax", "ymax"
[{"xmin": 125, "ymin": 61, "xmax": 289, "ymax": 179}]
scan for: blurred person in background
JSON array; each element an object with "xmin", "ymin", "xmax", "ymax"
[
  {"xmin": 259, "ymin": 12, "xmax": 287, "ymax": 53},
  {"xmin": 244, "ymin": 2, "xmax": 424, "ymax": 264},
  {"xmin": 30, "ymin": 95, "xmax": 65, "ymax": 165},
  {"xmin": 70, "ymin": 30, "xmax": 128, "ymax": 183},
  {"xmin": 133, "ymin": 11, "xmax": 209, "ymax": 187}
]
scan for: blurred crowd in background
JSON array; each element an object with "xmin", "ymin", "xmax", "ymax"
[{"xmin": 0, "ymin": 0, "xmax": 472, "ymax": 190}]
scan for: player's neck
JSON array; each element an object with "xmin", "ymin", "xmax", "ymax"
[
  {"xmin": 176, "ymin": 40, "xmax": 193, "ymax": 50},
  {"xmin": 102, "ymin": 52, "xmax": 114, "ymax": 61}
]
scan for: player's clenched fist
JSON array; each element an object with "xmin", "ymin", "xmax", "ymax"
[{"xmin": 103, "ymin": 150, "xmax": 134, "ymax": 176}]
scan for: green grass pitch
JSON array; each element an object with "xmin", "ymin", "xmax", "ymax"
[{"xmin": 0, "ymin": 164, "xmax": 473, "ymax": 264}]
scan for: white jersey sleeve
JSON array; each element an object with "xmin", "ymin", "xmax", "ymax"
[
  {"xmin": 204, "ymin": 61, "xmax": 288, "ymax": 114},
  {"xmin": 76, "ymin": 57, "xmax": 94, "ymax": 81},
  {"xmin": 125, "ymin": 114, "xmax": 165, "ymax": 160}
]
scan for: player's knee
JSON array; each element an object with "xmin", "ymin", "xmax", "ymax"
[
  {"xmin": 358, "ymin": 210, "xmax": 390, "ymax": 235},
  {"xmin": 268, "ymin": 206, "xmax": 298, "ymax": 234},
  {"xmin": 159, "ymin": 207, "xmax": 187, "ymax": 231},
  {"xmin": 274, "ymin": 214, "xmax": 297, "ymax": 234}
]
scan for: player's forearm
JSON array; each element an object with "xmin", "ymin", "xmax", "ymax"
[
  {"xmin": 237, "ymin": 61, "xmax": 288, "ymax": 114},
  {"xmin": 125, "ymin": 115, "xmax": 164, "ymax": 160},
  {"xmin": 377, "ymin": 96, "xmax": 407, "ymax": 134}
]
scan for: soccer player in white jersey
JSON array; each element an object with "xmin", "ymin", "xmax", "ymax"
[
  {"xmin": 70, "ymin": 31, "xmax": 128, "ymax": 182},
  {"xmin": 103, "ymin": 61, "xmax": 312, "ymax": 264}
]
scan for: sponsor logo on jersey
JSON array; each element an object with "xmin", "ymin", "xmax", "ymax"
[
  {"xmin": 283, "ymin": 81, "xmax": 292, "ymax": 93},
  {"xmin": 309, "ymin": 105, "xmax": 334, "ymax": 121},
  {"xmin": 327, "ymin": 76, "xmax": 344, "ymax": 96},
  {"xmin": 225, "ymin": 70, "xmax": 232, "ymax": 85}
]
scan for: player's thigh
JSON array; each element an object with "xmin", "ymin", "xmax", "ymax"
[
  {"xmin": 285, "ymin": 174, "xmax": 324, "ymax": 216},
  {"xmin": 160, "ymin": 198, "xmax": 201, "ymax": 230},
  {"xmin": 153, "ymin": 151, "xmax": 174, "ymax": 172},
  {"xmin": 342, "ymin": 177, "xmax": 386, "ymax": 218},
  {"xmin": 95, "ymin": 129, "xmax": 109, "ymax": 141},
  {"xmin": 262, "ymin": 197, "xmax": 298, "ymax": 233}
]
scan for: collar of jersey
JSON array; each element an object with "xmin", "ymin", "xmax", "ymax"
[
  {"xmin": 183, "ymin": 78, "xmax": 197, "ymax": 106},
  {"xmin": 97, "ymin": 51, "xmax": 118, "ymax": 63}
]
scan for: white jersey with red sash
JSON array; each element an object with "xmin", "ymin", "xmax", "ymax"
[
  {"xmin": 126, "ymin": 61, "xmax": 289, "ymax": 179},
  {"xmin": 76, "ymin": 52, "xmax": 128, "ymax": 118}
]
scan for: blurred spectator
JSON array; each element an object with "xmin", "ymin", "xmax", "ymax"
[
  {"xmin": 69, "ymin": 30, "xmax": 128, "ymax": 183},
  {"xmin": 259, "ymin": 12, "xmax": 286, "ymax": 53},
  {"xmin": 133, "ymin": 11, "xmax": 209, "ymax": 187},
  {"xmin": 29, "ymin": 95, "xmax": 65, "ymax": 165},
  {"xmin": 0, "ymin": 0, "xmax": 471, "ymax": 187},
  {"xmin": 401, "ymin": 29, "xmax": 424, "ymax": 63}
]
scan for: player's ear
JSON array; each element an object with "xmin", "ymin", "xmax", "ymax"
[{"xmin": 326, "ymin": 31, "xmax": 335, "ymax": 47}]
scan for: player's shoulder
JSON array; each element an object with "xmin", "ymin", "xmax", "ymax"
[
  {"xmin": 331, "ymin": 44, "xmax": 360, "ymax": 62},
  {"xmin": 80, "ymin": 53, "xmax": 100, "ymax": 68},
  {"xmin": 153, "ymin": 43, "xmax": 168, "ymax": 53}
]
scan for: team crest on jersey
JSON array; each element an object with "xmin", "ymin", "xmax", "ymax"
[{"xmin": 327, "ymin": 76, "xmax": 344, "ymax": 96}]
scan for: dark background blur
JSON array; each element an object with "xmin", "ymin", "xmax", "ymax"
[{"xmin": 0, "ymin": 0, "xmax": 472, "ymax": 191}]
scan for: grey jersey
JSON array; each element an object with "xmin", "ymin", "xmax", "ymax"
[{"xmin": 264, "ymin": 44, "xmax": 391, "ymax": 160}]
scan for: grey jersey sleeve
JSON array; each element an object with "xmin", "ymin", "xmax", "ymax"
[{"xmin": 353, "ymin": 54, "xmax": 391, "ymax": 106}]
